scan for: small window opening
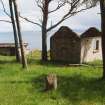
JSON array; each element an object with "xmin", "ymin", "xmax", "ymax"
[{"xmin": 96, "ymin": 40, "xmax": 99, "ymax": 50}]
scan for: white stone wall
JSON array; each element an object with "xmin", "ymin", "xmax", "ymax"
[{"xmin": 81, "ymin": 37, "xmax": 102, "ymax": 63}]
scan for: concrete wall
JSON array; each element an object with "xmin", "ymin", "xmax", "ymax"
[
  {"xmin": 81, "ymin": 37, "xmax": 102, "ymax": 63},
  {"xmin": 0, "ymin": 48, "xmax": 14, "ymax": 56},
  {"xmin": 0, "ymin": 47, "xmax": 29, "ymax": 56}
]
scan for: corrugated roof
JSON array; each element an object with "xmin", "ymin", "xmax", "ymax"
[
  {"xmin": 0, "ymin": 43, "xmax": 28, "ymax": 48},
  {"xmin": 81, "ymin": 27, "xmax": 101, "ymax": 38}
]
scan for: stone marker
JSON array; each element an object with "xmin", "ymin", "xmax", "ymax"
[{"xmin": 45, "ymin": 73, "xmax": 57, "ymax": 91}]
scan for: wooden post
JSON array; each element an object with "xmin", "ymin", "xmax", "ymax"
[
  {"xmin": 12, "ymin": 0, "xmax": 27, "ymax": 68},
  {"xmin": 9, "ymin": 0, "xmax": 20, "ymax": 62}
]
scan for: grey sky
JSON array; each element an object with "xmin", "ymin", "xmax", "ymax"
[{"xmin": 0, "ymin": 0, "xmax": 101, "ymax": 32}]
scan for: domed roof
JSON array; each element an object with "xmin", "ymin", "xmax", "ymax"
[
  {"xmin": 81, "ymin": 27, "xmax": 101, "ymax": 38},
  {"xmin": 51, "ymin": 26, "xmax": 80, "ymax": 39}
]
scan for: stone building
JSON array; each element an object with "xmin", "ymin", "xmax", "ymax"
[
  {"xmin": 50, "ymin": 26, "xmax": 102, "ymax": 63},
  {"xmin": 50, "ymin": 26, "xmax": 81, "ymax": 63},
  {"xmin": 81, "ymin": 27, "xmax": 102, "ymax": 63},
  {"xmin": 0, "ymin": 43, "xmax": 29, "ymax": 56}
]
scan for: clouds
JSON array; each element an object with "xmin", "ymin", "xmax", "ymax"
[
  {"xmin": 65, "ymin": 6, "xmax": 101, "ymax": 33},
  {"xmin": 0, "ymin": 0, "xmax": 101, "ymax": 32}
]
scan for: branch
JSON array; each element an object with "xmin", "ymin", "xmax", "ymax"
[
  {"xmin": 0, "ymin": 0, "xmax": 42, "ymax": 27},
  {"xmin": 0, "ymin": 0, "xmax": 42, "ymax": 28},
  {"xmin": 0, "ymin": 0, "xmax": 11, "ymax": 23},
  {"xmin": 47, "ymin": 1, "xmax": 94, "ymax": 32},
  {"xmin": 35, "ymin": 0, "xmax": 44, "ymax": 12},
  {"xmin": 0, "ymin": 19, "xmax": 12, "ymax": 23},
  {"xmin": 19, "ymin": 15, "xmax": 42, "ymax": 27},
  {"xmin": 0, "ymin": 0, "xmax": 11, "ymax": 18},
  {"xmin": 49, "ymin": 1, "xmax": 66, "ymax": 14}
]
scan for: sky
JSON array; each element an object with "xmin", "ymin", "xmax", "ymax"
[{"xmin": 0, "ymin": 0, "xmax": 101, "ymax": 33}]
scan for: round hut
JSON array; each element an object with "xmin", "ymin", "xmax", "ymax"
[
  {"xmin": 50, "ymin": 26, "xmax": 81, "ymax": 63},
  {"xmin": 80, "ymin": 27, "xmax": 102, "ymax": 63},
  {"xmin": 81, "ymin": 27, "xmax": 101, "ymax": 38}
]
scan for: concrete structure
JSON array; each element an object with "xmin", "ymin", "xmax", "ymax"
[
  {"xmin": 50, "ymin": 26, "xmax": 102, "ymax": 63},
  {"xmin": 81, "ymin": 27, "xmax": 102, "ymax": 63},
  {"xmin": 50, "ymin": 26, "xmax": 81, "ymax": 63},
  {"xmin": 0, "ymin": 43, "xmax": 29, "ymax": 56}
]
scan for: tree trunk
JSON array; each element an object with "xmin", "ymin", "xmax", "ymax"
[
  {"xmin": 9, "ymin": 0, "xmax": 20, "ymax": 62},
  {"xmin": 100, "ymin": 0, "xmax": 105, "ymax": 79},
  {"xmin": 42, "ymin": 26, "xmax": 47, "ymax": 61},
  {"xmin": 41, "ymin": 0, "xmax": 49, "ymax": 61},
  {"xmin": 13, "ymin": 0, "xmax": 27, "ymax": 68}
]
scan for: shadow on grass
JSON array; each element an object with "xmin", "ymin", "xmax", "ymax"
[
  {"xmin": 59, "ymin": 76, "xmax": 105, "ymax": 103},
  {"xmin": 28, "ymin": 58, "xmax": 82, "ymax": 68},
  {"xmin": 32, "ymin": 74, "xmax": 105, "ymax": 104},
  {"xmin": 0, "ymin": 80, "xmax": 31, "ymax": 84},
  {"xmin": 0, "ymin": 56, "xmax": 17, "ymax": 64},
  {"xmin": 28, "ymin": 58, "xmax": 103, "ymax": 69},
  {"xmin": 0, "ymin": 73, "xmax": 104, "ymax": 104},
  {"xmin": 0, "ymin": 60, "xmax": 17, "ymax": 64}
]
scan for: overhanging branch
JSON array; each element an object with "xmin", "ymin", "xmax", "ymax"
[
  {"xmin": 47, "ymin": 0, "xmax": 95, "ymax": 32},
  {"xmin": 0, "ymin": 0, "xmax": 11, "ymax": 18},
  {"xmin": 0, "ymin": 19, "xmax": 12, "ymax": 23},
  {"xmin": 19, "ymin": 15, "xmax": 42, "ymax": 28}
]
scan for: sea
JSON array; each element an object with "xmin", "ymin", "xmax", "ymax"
[
  {"xmin": 0, "ymin": 31, "xmax": 56, "ymax": 51},
  {"xmin": 0, "ymin": 30, "xmax": 81, "ymax": 51}
]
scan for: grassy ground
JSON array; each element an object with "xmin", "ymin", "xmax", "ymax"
[{"xmin": 0, "ymin": 51, "xmax": 105, "ymax": 105}]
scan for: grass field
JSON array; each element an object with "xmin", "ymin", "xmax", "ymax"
[{"xmin": 0, "ymin": 51, "xmax": 105, "ymax": 105}]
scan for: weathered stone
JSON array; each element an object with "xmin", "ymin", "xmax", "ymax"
[
  {"xmin": 50, "ymin": 26, "xmax": 102, "ymax": 64},
  {"xmin": 50, "ymin": 26, "xmax": 81, "ymax": 64},
  {"xmin": 45, "ymin": 73, "xmax": 57, "ymax": 90}
]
